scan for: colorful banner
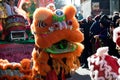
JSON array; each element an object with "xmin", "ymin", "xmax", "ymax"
[
  {"xmin": 34, "ymin": 0, "xmax": 54, "ymax": 7},
  {"xmin": 18, "ymin": 0, "xmax": 54, "ymax": 8}
]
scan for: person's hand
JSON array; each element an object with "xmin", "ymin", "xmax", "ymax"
[{"xmin": 94, "ymin": 35, "xmax": 99, "ymax": 39}]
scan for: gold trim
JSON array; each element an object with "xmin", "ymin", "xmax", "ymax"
[{"xmin": 5, "ymin": 23, "xmax": 25, "ymax": 30}]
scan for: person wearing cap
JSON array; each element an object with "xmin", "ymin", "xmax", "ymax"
[{"xmin": 112, "ymin": 11, "xmax": 120, "ymax": 28}]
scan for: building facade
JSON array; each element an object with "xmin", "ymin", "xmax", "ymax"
[{"xmin": 81, "ymin": 0, "xmax": 120, "ymax": 17}]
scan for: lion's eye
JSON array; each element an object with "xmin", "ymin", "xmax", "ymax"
[
  {"xmin": 66, "ymin": 20, "xmax": 72, "ymax": 25},
  {"xmin": 55, "ymin": 9, "xmax": 64, "ymax": 17},
  {"xmin": 38, "ymin": 21, "xmax": 47, "ymax": 28}
]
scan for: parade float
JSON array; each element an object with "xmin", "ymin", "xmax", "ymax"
[
  {"xmin": 0, "ymin": 1, "xmax": 35, "ymax": 80},
  {"xmin": 0, "ymin": 14, "xmax": 34, "ymax": 62},
  {"xmin": 0, "ymin": 2, "xmax": 84, "ymax": 80},
  {"xmin": 0, "ymin": 0, "xmax": 34, "ymax": 62}
]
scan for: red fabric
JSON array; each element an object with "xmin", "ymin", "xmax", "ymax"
[
  {"xmin": 105, "ymin": 55, "xmax": 119, "ymax": 74},
  {"xmin": 0, "ymin": 22, "xmax": 3, "ymax": 31},
  {"xmin": 46, "ymin": 70, "xmax": 66, "ymax": 80},
  {"xmin": 95, "ymin": 39, "xmax": 101, "ymax": 50},
  {"xmin": 46, "ymin": 70, "xmax": 58, "ymax": 80},
  {"xmin": 116, "ymin": 37, "xmax": 120, "ymax": 47},
  {"xmin": 89, "ymin": 54, "xmax": 120, "ymax": 78},
  {"xmin": 17, "ymin": 0, "xmax": 21, "ymax": 8},
  {"xmin": 61, "ymin": 70, "xmax": 66, "ymax": 80}
]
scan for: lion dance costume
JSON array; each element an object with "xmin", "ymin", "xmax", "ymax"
[
  {"xmin": 0, "ymin": 5, "xmax": 84, "ymax": 80},
  {"xmin": 88, "ymin": 27, "xmax": 120, "ymax": 80},
  {"xmin": 31, "ymin": 5, "xmax": 84, "ymax": 80}
]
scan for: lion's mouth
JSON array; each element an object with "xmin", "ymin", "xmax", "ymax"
[
  {"xmin": 48, "ymin": 21, "xmax": 73, "ymax": 32},
  {"xmin": 44, "ymin": 40, "xmax": 78, "ymax": 54}
]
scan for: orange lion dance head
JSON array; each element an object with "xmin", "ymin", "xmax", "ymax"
[{"xmin": 31, "ymin": 5, "xmax": 84, "ymax": 80}]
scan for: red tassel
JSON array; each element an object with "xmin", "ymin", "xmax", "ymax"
[
  {"xmin": 61, "ymin": 70, "xmax": 66, "ymax": 80},
  {"xmin": 46, "ymin": 70, "xmax": 58, "ymax": 80}
]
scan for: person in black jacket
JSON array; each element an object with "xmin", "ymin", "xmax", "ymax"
[
  {"xmin": 89, "ymin": 14, "xmax": 101, "ymax": 54},
  {"xmin": 79, "ymin": 15, "xmax": 94, "ymax": 68}
]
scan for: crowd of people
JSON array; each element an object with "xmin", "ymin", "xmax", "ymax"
[{"xmin": 78, "ymin": 11, "xmax": 120, "ymax": 68}]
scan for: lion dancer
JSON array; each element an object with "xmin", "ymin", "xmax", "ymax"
[
  {"xmin": 30, "ymin": 5, "xmax": 84, "ymax": 80},
  {"xmin": 87, "ymin": 26, "xmax": 120, "ymax": 80}
]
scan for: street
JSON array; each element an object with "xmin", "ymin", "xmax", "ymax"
[{"xmin": 67, "ymin": 67, "xmax": 91, "ymax": 80}]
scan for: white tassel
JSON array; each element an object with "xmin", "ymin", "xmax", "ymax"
[
  {"xmin": 96, "ymin": 47, "xmax": 109, "ymax": 56},
  {"xmin": 113, "ymin": 27, "xmax": 120, "ymax": 43},
  {"xmin": 117, "ymin": 75, "xmax": 120, "ymax": 80}
]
